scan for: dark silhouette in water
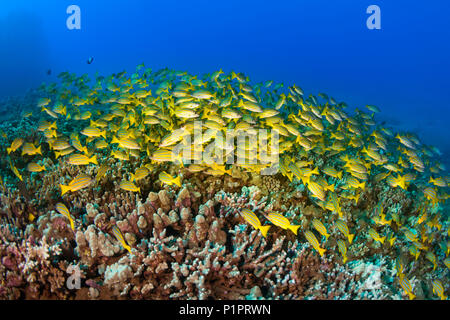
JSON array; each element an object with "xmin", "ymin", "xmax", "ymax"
[
  {"xmin": 87, "ymin": 57, "xmax": 94, "ymax": 64},
  {"xmin": 47, "ymin": 69, "xmax": 51, "ymax": 76}
]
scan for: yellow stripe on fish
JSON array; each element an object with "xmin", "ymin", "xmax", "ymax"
[
  {"xmin": 60, "ymin": 174, "xmax": 93, "ymax": 195},
  {"xmin": 368, "ymin": 228, "xmax": 385, "ymax": 244},
  {"xmin": 304, "ymin": 230, "xmax": 326, "ymax": 257},
  {"xmin": 398, "ymin": 274, "xmax": 415, "ymax": 300},
  {"xmin": 312, "ymin": 218, "xmax": 330, "ymax": 240},
  {"xmin": 7, "ymin": 138, "xmax": 24, "ymax": 154},
  {"xmin": 131, "ymin": 166, "xmax": 150, "ymax": 181},
  {"xmin": 67, "ymin": 153, "xmax": 98, "ymax": 165},
  {"xmin": 27, "ymin": 162, "xmax": 46, "ymax": 172},
  {"xmin": 337, "ymin": 239, "xmax": 348, "ymax": 263},
  {"xmin": 159, "ymin": 171, "xmax": 182, "ymax": 187},
  {"xmin": 55, "ymin": 202, "xmax": 75, "ymax": 230},
  {"xmin": 432, "ymin": 280, "xmax": 447, "ymax": 300},
  {"xmin": 266, "ymin": 212, "xmax": 300, "ymax": 235},
  {"xmin": 240, "ymin": 208, "xmax": 271, "ymax": 238},
  {"xmin": 112, "ymin": 225, "xmax": 131, "ymax": 253},
  {"xmin": 119, "ymin": 180, "xmax": 140, "ymax": 193}
]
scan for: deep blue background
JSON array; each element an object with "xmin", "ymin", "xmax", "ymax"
[{"xmin": 1, "ymin": 0, "xmax": 449, "ymax": 163}]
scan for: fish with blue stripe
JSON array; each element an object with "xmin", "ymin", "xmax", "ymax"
[
  {"xmin": 240, "ymin": 208, "xmax": 271, "ymax": 238},
  {"xmin": 304, "ymin": 230, "xmax": 326, "ymax": 257}
]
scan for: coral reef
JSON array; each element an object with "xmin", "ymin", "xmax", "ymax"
[{"xmin": 0, "ymin": 68, "xmax": 448, "ymax": 300}]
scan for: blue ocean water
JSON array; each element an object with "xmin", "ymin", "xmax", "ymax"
[{"xmin": 1, "ymin": 0, "xmax": 449, "ymax": 165}]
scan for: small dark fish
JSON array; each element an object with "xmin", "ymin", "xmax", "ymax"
[
  {"xmin": 47, "ymin": 69, "xmax": 52, "ymax": 75},
  {"xmin": 87, "ymin": 57, "xmax": 94, "ymax": 64}
]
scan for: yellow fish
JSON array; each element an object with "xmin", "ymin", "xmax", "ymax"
[
  {"xmin": 55, "ymin": 147, "xmax": 75, "ymax": 159},
  {"xmin": 337, "ymin": 239, "xmax": 348, "ymax": 263},
  {"xmin": 335, "ymin": 220, "xmax": 354, "ymax": 244},
  {"xmin": 111, "ymin": 149, "xmax": 129, "ymax": 161},
  {"xmin": 266, "ymin": 212, "xmax": 300, "ymax": 235},
  {"xmin": 119, "ymin": 180, "xmax": 140, "ymax": 193},
  {"xmin": 112, "ymin": 225, "xmax": 132, "ymax": 254},
  {"xmin": 55, "ymin": 202, "xmax": 75, "ymax": 230},
  {"xmin": 304, "ymin": 230, "xmax": 326, "ymax": 257},
  {"xmin": 111, "ymin": 136, "xmax": 141, "ymax": 150},
  {"xmin": 398, "ymin": 274, "xmax": 415, "ymax": 300},
  {"xmin": 368, "ymin": 228, "xmax": 385, "ymax": 244},
  {"xmin": 130, "ymin": 166, "xmax": 150, "ymax": 181},
  {"xmin": 240, "ymin": 208, "xmax": 271, "ymax": 238},
  {"xmin": 9, "ymin": 161, "xmax": 23, "ymax": 181},
  {"xmin": 27, "ymin": 162, "xmax": 46, "ymax": 172},
  {"xmin": 80, "ymin": 126, "xmax": 106, "ymax": 139},
  {"xmin": 67, "ymin": 153, "xmax": 98, "ymax": 166},
  {"xmin": 312, "ymin": 218, "xmax": 330, "ymax": 240},
  {"xmin": 60, "ymin": 174, "xmax": 93, "ymax": 195},
  {"xmin": 96, "ymin": 164, "xmax": 110, "ymax": 182},
  {"xmin": 159, "ymin": 171, "xmax": 182, "ymax": 187},
  {"xmin": 307, "ymin": 180, "xmax": 326, "ymax": 201},
  {"xmin": 7, "ymin": 138, "xmax": 24, "ymax": 154},
  {"xmin": 21, "ymin": 143, "xmax": 42, "ymax": 156},
  {"xmin": 432, "ymin": 280, "xmax": 447, "ymax": 300}
]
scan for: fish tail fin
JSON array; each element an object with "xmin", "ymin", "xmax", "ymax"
[
  {"xmin": 312, "ymin": 167, "xmax": 319, "ymax": 175},
  {"xmin": 90, "ymin": 155, "xmax": 98, "ymax": 165},
  {"xmin": 318, "ymin": 247, "xmax": 326, "ymax": 257},
  {"xmin": 348, "ymin": 234, "xmax": 354, "ymax": 244},
  {"xmin": 337, "ymin": 171, "xmax": 343, "ymax": 179},
  {"xmin": 380, "ymin": 236, "xmax": 385, "ymax": 244},
  {"xmin": 55, "ymin": 151, "xmax": 61, "ymax": 159},
  {"xmin": 258, "ymin": 225, "xmax": 271, "ymax": 238},
  {"xmin": 408, "ymin": 292, "xmax": 416, "ymax": 300},
  {"xmin": 60, "ymin": 184, "xmax": 71, "ymax": 196},
  {"xmin": 6, "ymin": 147, "xmax": 11, "ymax": 154},
  {"xmin": 288, "ymin": 225, "xmax": 300, "ymax": 235},
  {"xmin": 327, "ymin": 184, "xmax": 335, "ymax": 192},
  {"xmin": 287, "ymin": 173, "xmax": 293, "ymax": 182},
  {"xmin": 359, "ymin": 182, "xmax": 366, "ymax": 190},
  {"xmin": 343, "ymin": 256, "xmax": 348, "ymax": 264},
  {"xmin": 101, "ymin": 131, "xmax": 107, "ymax": 139},
  {"xmin": 130, "ymin": 173, "xmax": 135, "ymax": 182},
  {"xmin": 173, "ymin": 176, "xmax": 182, "ymax": 187},
  {"xmin": 36, "ymin": 145, "xmax": 42, "ymax": 155},
  {"xmin": 304, "ymin": 176, "xmax": 311, "ymax": 186}
]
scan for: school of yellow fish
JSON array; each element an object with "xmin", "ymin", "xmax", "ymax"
[{"xmin": 2, "ymin": 64, "xmax": 449, "ymax": 299}]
